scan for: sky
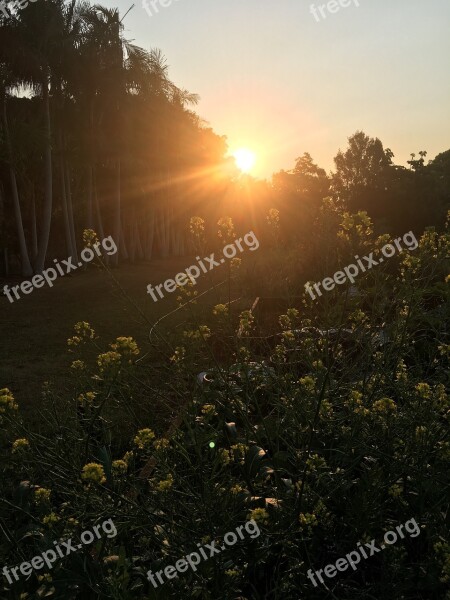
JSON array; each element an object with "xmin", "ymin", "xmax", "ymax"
[{"xmin": 103, "ymin": 0, "xmax": 450, "ymax": 179}]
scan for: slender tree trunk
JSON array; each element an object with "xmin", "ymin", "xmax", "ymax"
[
  {"xmin": 136, "ymin": 217, "xmax": 144, "ymax": 260},
  {"xmin": 93, "ymin": 172, "xmax": 105, "ymax": 239},
  {"xmin": 1, "ymin": 91, "xmax": 33, "ymax": 276},
  {"xmin": 129, "ymin": 207, "xmax": 136, "ymax": 263},
  {"xmin": 86, "ymin": 165, "xmax": 93, "ymax": 229},
  {"xmin": 120, "ymin": 222, "xmax": 129, "ymax": 260},
  {"xmin": 35, "ymin": 73, "xmax": 53, "ymax": 273},
  {"xmin": 145, "ymin": 206, "xmax": 155, "ymax": 261},
  {"xmin": 65, "ymin": 164, "xmax": 78, "ymax": 262},
  {"xmin": 58, "ymin": 132, "xmax": 75, "ymax": 259},
  {"xmin": 30, "ymin": 186, "xmax": 38, "ymax": 260},
  {"xmin": 111, "ymin": 160, "xmax": 121, "ymax": 266}
]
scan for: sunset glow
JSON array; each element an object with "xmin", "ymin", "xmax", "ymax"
[{"xmin": 232, "ymin": 148, "xmax": 256, "ymax": 173}]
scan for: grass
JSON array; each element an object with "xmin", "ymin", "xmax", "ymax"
[{"xmin": 0, "ymin": 257, "xmax": 243, "ymax": 421}]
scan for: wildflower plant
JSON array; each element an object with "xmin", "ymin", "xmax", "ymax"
[{"xmin": 1, "ymin": 224, "xmax": 448, "ymax": 600}]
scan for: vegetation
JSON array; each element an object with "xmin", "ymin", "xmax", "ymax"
[
  {"xmin": 1, "ymin": 209, "xmax": 449, "ymax": 599},
  {"xmin": 1, "ymin": 2, "xmax": 449, "ymax": 599}
]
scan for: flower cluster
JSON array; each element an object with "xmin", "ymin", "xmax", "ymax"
[
  {"xmin": 134, "ymin": 428, "xmax": 156, "ymax": 450},
  {"xmin": 83, "ymin": 228, "xmax": 99, "ymax": 247},
  {"xmin": 110, "ymin": 337, "xmax": 140, "ymax": 359},
  {"xmin": 217, "ymin": 216, "xmax": 235, "ymax": 243},
  {"xmin": 266, "ymin": 208, "xmax": 280, "ymax": 228},
  {"xmin": 81, "ymin": 462, "xmax": 106, "ymax": 484},
  {"xmin": 0, "ymin": 387, "xmax": 18, "ymax": 421},
  {"xmin": 67, "ymin": 321, "xmax": 96, "ymax": 347},
  {"xmin": 12, "ymin": 438, "xmax": 30, "ymax": 453}
]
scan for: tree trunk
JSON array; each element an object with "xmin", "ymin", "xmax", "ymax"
[
  {"xmin": 1, "ymin": 91, "xmax": 33, "ymax": 276},
  {"xmin": 145, "ymin": 206, "xmax": 155, "ymax": 261},
  {"xmin": 93, "ymin": 170, "xmax": 104, "ymax": 239},
  {"xmin": 35, "ymin": 73, "xmax": 53, "ymax": 273},
  {"xmin": 135, "ymin": 217, "xmax": 144, "ymax": 260},
  {"xmin": 86, "ymin": 165, "xmax": 93, "ymax": 229},
  {"xmin": 30, "ymin": 186, "xmax": 38, "ymax": 260},
  {"xmin": 65, "ymin": 165, "xmax": 78, "ymax": 263},
  {"xmin": 111, "ymin": 160, "xmax": 121, "ymax": 266},
  {"xmin": 58, "ymin": 132, "xmax": 75, "ymax": 260}
]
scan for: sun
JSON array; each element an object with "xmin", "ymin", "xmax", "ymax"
[{"xmin": 233, "ymin": 148, "xmax": 256, "ymax": 173}]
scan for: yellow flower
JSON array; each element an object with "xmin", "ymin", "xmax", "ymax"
[
  {"xmin": 81, "ymin": 463, "xmax": 106, "ymax": 484},
  {"xmin": 0, "ymin": 388, "xmax": 18, "ymax": 418},
  {"xmin": 97, "ymin": 351, "xmax": 121, "ymax": 374},
  {"xmin": 82, "ymin": 229, "xmax": 99, "ymax": 247},
  {"xmin": 225, "ymin": 569, "xmax": 239, "ymax": 577},
  {"xmin": 213, "ymin": 303, "xmax": 229, "ymax": 317},
  {"xmin": 230, "ymin": 484, "xmax": 244, "ymax": 495},
  {"xmin": 230, "ymin": 257, "xmax": 242, "ymax": 273},
  {"xmin": 299, "ymin": 512, "xmax": 318, "ymax": 529},
  {"xmin": 156, "ymin": 474, "xmax": 174, "ymax": 492},
  {"xmin": 110, "ymin": 337, "xmax": 140, "ymax": 359},
  {"xmin": 416, "ymin": 383, "xmax": 431, "ymax": 399},
  {"xmin": 112, "ymin": 460, "xmax": 127, "ymax": 474},
  {"xmin": 388, "ymin": 483, "xmax": 403, "ymax": 498},
  {"xmin": 217, "ymin": 216, "xmax": 235, "ymax": 243},
  {"xmin": 70, "ymin": 360, "xmax": 86, "ymax": 371},
  {"xmin": 279, "ymin": 309, "xmax": 299, "ymax": 330},
  {"xmin": 248, "ymin": 508, "xmax": 269, "ymax": 525},
  {"xmin": 266, "ymin": 208, "xmax": 280, "ymax": 228},
  {"xmin": 74, "ymin": 321, "xmax": 96, "ymax": 340},
  {"xmin": 176, "ymin": 280, "xmax": 198, "ymax": 306},
  {"xmin": 134, "ymin": 428, "xmax": 156, "ymax": 449},
  {"xmin": 231, "ymin": 443, "xmax": 248, "ymax": 464},
  {"xmin": 12, "ymin": 438, "xmax": 30, "ymax": 453},
  {"xmin": 372, "ymin": 398, "xmax": 397, "ymax": 414},
  {"xmin": 238, "ymin": 310, "xmax": 254, "ymax": 336},
  {"xmin": 183, "ymin": 325, "xmax": 211, "ymax": 341},
  {"xmin": 77, "ymin": 392, "xmax": 97, "ymax": 407},
  {"xmin": 42, "ymin": 512, "xmax": 60, "ymax": 526},
  {"xmin": 153, "ymin": 438, "xmax": 170, "ymax": 451},
  {"xmin": 34, "ymin": 487, "xmax": 51, "ymax": 503},
  {"xmin": 189, "ymin": 216, "xmax": 206, "ymax": 249},
  {"xmin": 122, "ymin": 451, "xmax": 134, "ymax": 465},
  {"xmin": 338, "ymin": 211, "xmax": 373, "ymax": 242},
  {"xmin": 201, "ymin": 404, "xmax": 217, "ymax": 417},
  {"xmin": 298, "ymin": 376, "xmax": 316, "ymax": 392},
  {"xmin": 170, "ymin": 346, "xmax": 186, "ymax": 364},
  {"xmin": 218, "ymin": 448, "xmax": 231, "ymax": 465}
]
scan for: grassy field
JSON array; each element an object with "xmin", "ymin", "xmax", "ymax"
[{"xmin": 0, "ymin": 255, "xmax": 257, "ymax": 424}]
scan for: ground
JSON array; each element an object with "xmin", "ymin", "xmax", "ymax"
[{"xmin": 0, "ymin": 255, "xmax": 252, "ymax": 425}]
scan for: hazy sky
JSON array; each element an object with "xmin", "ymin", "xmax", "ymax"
[{"xmin": 104, "ymin": 0, "xmax": 450, "ymax": 178}]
